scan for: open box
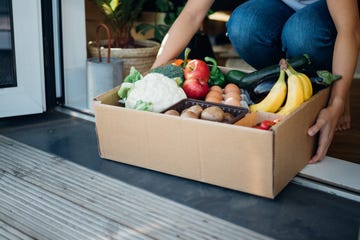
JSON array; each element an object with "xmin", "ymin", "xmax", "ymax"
[{"xmin": 93, "ymin": 83, "xmax": 329, "ymax": 199}]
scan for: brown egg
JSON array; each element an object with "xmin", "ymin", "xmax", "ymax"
[
  {"xmin": 224, "ymin": 97, "xmax": 241, "ymax": 107},
  {"xmin": 205, "ymin": 90, "xmax": 222, "ymax": 102},
  {"xmin": 224, "ymin": 91, "xmax": 241, "ymax": 101},
  {"xmin": 210, "ymin": 85, "xmax": 223, "ymax": 94},
  {"xmin": 224, "ymin": 83, "xmax": 241, "ymax": 94},
  {"xmin": 206, "ymin": 96, "xmax": 222, "ymax": 104}
]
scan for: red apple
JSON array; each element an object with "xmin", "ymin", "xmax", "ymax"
[
  {"xmin": 182, "ymin": 78, "xmax": 210, "ymax": 99},
  {"xmin": 183, "ymin": 59, "xmax": 210, "ymax": 84}
]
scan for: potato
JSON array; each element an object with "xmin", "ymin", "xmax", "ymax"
[
  {"xmin": 187, "ymin": 105, "xmax": 203, "ymax": 117},
  {"xmin": 180, "ymin": 109, "xmax": 199, "ymax": 119},
  {"xmin": 164, "ymin": 109, "xmax": 180, "ymax": 116},
  {"xmin": 200, "ymin": 106, "xmax": 225, "ymax": 122},
  {"xmin": 223, "ymin": 112, "xmax": 234, "ymax": 123}
]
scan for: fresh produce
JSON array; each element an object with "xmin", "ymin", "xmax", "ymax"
[
  {"xmin": 118, "ymin": 72, "xmax": 186, "ymax": 112},
  {"xmin": 150, "ymin": 64, "xmax": 185, "ymax": 85},
  {"xmin": 181, "ymin": 109, "xmax": 199, "ymax": 118},
  {"xmin": 200, "ymin": 106, "xmax": 225, "ymax": 122},
  {"xmin": 249, "ymin": 75, "xmax": 278, "ymax": 103},
  {"xmin": 183, "ymin": 59, "xmax": 210, "ymax": 83},
  {"xmin": 253, "ymin": 119, "xmax": 280, "ymax": 130},
  {"xmin": 249, "ymin": 58, "xmax": 341, "ymax": 115},
  {"xmin": 123, "ymin": 66, "xmax": 143, "ymax": 83},
  {"xmin": 187, "ymin": 105, "xmax": 203, "ymax": 117},
  {"xmin": 182, "ymin": 78, "xmax": 210, "ymax": 99},
  {"xmin": 275, "ymin": 59, "xmax": 314, "ymax": 115},
  {"xmin": 118, "ymin": 67, "xmax": 143, "ymax": 99},
  {"xmin": 285, "ymin": 61, "xmax": 313, "ymax": 101},
  {"xmin": 226, "ymin": 54, "xmax": 311, "ymax": 89},
  {"xmin": 249, "ymin": 69, "xmax": 287, "ymax": 113},
  {"xmin": 250, "ymin": 70, "xmax": 342, "ymax": 103},
  {"xmin": 164, "ymin": 104, "xmax": 236, "ymax": 123},
  {"xmin": 180, "ymin": 105, "xmax": 203, "ymax": 119},
  {"xmin": 225, "ymin": 69, "xmax": 247, "ymax": 85},
  {"xmin": 173, "ymin": 47, "xmax": 192, "ymax": 68},
  {"xmin": 311, "ymin": 70, "xmax": 342, "ymax": 93},
  {"xmin": 276, "ymin": 69, "xmax": 305, "ymax": 116},
  {"xmin": 205, "ymin": 56, "xmax": 226, "ymax": 88},
  {"xmin": 164, "ymin": 109, "xmax": 180, "ymax": 116},
  {"xmin": 179, "ymin": 48, "xmax": 210, "ymax": 99}
]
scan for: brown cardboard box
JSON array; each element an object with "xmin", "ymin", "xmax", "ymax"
[{"xmin": 94, "ymin": 86, "xmax": 329, "ymax": 198}]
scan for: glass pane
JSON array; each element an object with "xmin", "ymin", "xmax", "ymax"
[{"xmin": 0, "ymin": 0, "xmax": 16, "ymax": 88}]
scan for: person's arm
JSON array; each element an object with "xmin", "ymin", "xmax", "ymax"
[
  {"xmin": 308, "ymin": 0, "xmax": 360, "ymax": 163},
  {"xmin": 152, "ymin": 0, "xmax": 215, "ymax": 68}
]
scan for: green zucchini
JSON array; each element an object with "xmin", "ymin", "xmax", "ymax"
[{"xmin": 226, "ymin": 54, "xmax": 311, "ymax": 89}]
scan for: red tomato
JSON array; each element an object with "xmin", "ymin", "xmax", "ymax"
[{"xmin": 260, "ymin": 120, "xmax": 275, "ymax": 130}]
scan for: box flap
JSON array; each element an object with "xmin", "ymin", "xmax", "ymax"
[{"xmin": 272, "ymin": 88, "xmax": 330, "ymax": 195}]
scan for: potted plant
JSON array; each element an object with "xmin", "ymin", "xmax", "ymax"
[
  {"xmin": 135, "ymin": 0, "xmax": 183, "ymax": 43},
  {"xmin": 87, "ymin": 0, "xmax": 160, "ymax": 75}
]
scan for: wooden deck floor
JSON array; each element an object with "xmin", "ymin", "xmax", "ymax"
[
  {"xmin": 0, "ymin": 135, "xmax": 272, "ymax": 240},
  {"xmin": 328, "ymin": 78, "xmax": 360, "ymax": 164}
]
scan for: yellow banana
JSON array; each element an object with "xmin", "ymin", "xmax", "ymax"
[
  {"xmin": 277, "ymin": 73, "xmax": 304, "ymax": 115},
  {"xmin": 250, "ymin": 69, "xmax": 287, "ymax": 113},
  {"xmin": 285, "ymin": 62, "xmax": 313, "ymax": 101}
]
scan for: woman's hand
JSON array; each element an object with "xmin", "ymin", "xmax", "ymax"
[{"xmin": 307, "ymin": 98, "xmax": 344, "ymax": 163}]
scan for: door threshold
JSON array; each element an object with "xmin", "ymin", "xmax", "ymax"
[
  {"xmin": 55, "ymin": 106, "xmax": 95, "ymax": 123},
  {"xmin": 296, "ymin": 156, "xmax": 360, "ymax": 202},
  {"xmin": 55, "ymin": 106, "xmax": 360, "ymax": 202}
]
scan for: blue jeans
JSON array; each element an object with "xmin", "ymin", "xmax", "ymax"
[{"xmin": 226, "ymin": 0, "xmax": 359, "ymax": 72}]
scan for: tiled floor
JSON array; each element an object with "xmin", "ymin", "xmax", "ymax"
[{"xmin": 0, "ymin": 110, "xmax": 359, "ymax": 240}]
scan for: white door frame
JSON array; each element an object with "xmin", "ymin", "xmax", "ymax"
[{"xmin": 0, "ymin": 0, "xmax": 45, "ymax": 118}]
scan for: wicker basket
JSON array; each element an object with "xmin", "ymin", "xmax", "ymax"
[{"xmin": 88, "ymin": 39, "xmax": 160, "ymax": 76}]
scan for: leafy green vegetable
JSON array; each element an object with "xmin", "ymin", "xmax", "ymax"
[
  {"xmin": 117, "ymin": 82, "xmax": 133, "ymax": 99},
  {"xmin": 134, "ymin": 100, "xmax": 153, "ymax": 111},
  {"xmin": 205, "ymin": 56, "xmax": 226, "ymax": 88},
  {"xmin": 316, "ymin": 70, "xmax": 342, "ymax": 85},
  {"xmin": 123, "ymin": 66, "xmax": 142, "ymax": 83},
  {"xmin": 150, "ymin": 64, "xmax": 184, "ymax": 85},
  {"xmin": 118, "ymin": 67, "xmax": 142, "ymax": 99}
]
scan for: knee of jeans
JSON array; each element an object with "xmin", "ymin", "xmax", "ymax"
[
  {"xmin": 226, "ymin": 15, "xmax": 252, "ymax": 50},
  {"xmin": 282, "ymin": 26, "xmax": 333, "ymax": 70},
  {"xmin": 283, "ymin": 21, "xmax": 319, "ymax": 57}
]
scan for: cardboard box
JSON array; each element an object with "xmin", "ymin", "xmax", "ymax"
[{"xmin": 94, "ymin": 86, "xmax": 329, "ymax": 198}]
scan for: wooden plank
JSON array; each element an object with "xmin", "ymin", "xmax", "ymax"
[
  {"xmin": 0, "ymin": 220, "xmax": 34, "ymax": 240},
  {"xmin": 0, "ymin": 135, "xmax": 272, "ymax": 240}
]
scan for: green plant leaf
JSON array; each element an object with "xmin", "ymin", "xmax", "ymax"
[{"xmin": 135, "ymin": 23, "xmax": 154, "ymax": 35}]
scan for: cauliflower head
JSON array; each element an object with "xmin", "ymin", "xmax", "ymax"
[{"xmin": 125, "ymin": 73, "xmax": 186, "ymax": 112}]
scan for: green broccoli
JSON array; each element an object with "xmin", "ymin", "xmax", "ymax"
[{"xmin": 150, "ymin": 64, "xmax": 184, "ymax": 86}]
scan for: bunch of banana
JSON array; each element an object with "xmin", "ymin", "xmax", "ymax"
[
  {"xmin": 249, "ymin": 60, "xmax": 313, "ymax": 115},
  {"xmin": 277, "ymin": 62, "xmax": 313, "ymax": 115},
  {"xmin": 249, "ymin": 69, "xmax": 287, "ymax": 113}
]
